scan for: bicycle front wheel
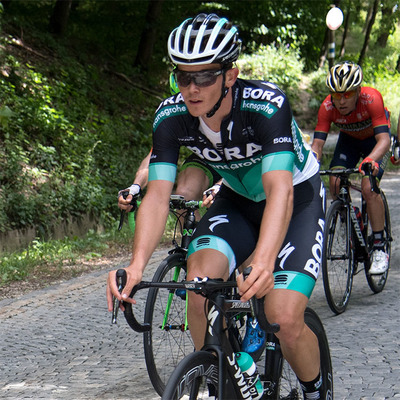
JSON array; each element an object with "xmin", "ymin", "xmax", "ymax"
[
  {"xmin": 143, "ymin": 252, "xmax": 194, "ymax": 396},
  {"xmin": 322, "ymin": 200, "xmax": 355, "ymax": 314},
  {"xmin": 365, "ymin": 190, "xmax": 392, "ymax": 293},
  {"xmin": 261, "ymin": 308, "xmax": 333, "ymax": 399},
  {"xmin": 161, "ymin": 351, "xmax": 237, "ymax": 400}
]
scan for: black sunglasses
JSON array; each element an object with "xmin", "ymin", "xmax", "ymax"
[{"xmin": 174, "ymin": 68, "xmax": 225, "ymax": 88}]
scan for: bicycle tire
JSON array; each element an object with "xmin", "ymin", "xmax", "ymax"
[
  {"xmin": 161, "ymin": 351, "xmax": 238, "ymax": 400},
  {"xmin": 260, "ymin": 307, "xmax": 333, "ymax": 399},
  {"xmin": 365, "ymin": 190, "xmax": 391, "ymax": 293},
  {"xmin": 322, "ymin": 200, "xmax": 355, "ymax": 314},
  {"xmin": 143, "ymin": 252, "xmax": 194, "ymax": 396}
]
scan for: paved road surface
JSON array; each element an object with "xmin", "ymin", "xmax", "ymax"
[{"xmin": 1, "ymin": 171, "xmax": 399, "ymax": 399}]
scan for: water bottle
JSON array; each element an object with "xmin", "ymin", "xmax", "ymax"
[{"xmin": 236, "ymin": 351, "xmax": 263, "ymax": 400}]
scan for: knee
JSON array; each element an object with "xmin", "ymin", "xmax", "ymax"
[{"xmin": 268, "ymin": 308, "xmax": 304, "ymax": 348}]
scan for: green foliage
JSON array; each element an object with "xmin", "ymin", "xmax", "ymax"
[
  {"xmin": 0, "ymin": 30, "xmax": 155, "ymax": 235},
  {"xmin": 237, "ymin": 45, "xmax": 304, "ymax": 105}
]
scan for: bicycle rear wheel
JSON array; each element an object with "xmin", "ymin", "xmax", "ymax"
[
  {"xmin": 260, "ymin": 308, "xmax": 333, "ymax": 399},
  {"xmin": 322, "ymin": 200, "xmax": 355, "ymax": 314},
  {"xmin": 143, "ymin": 252, "xmax": 194, "ymax": 396},
  {"xmin": 161, "ymin": 351, "xmax": 238, "ymax": 400},
  {"xmin": 365, "ymin": 190, "xmax": 391, "ymax": 293}
]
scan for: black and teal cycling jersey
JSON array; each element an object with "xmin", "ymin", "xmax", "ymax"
[{"xmin": 149, "ymin": 78, "xmax": 319, "ymax": 201}]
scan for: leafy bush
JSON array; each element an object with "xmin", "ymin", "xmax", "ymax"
[
  {"xmin": 0, "ymin": 33, "xmax": 155, "ymax": 235},
  {"xmin": 237, "ymin": 44, "xmax": 304, "ymax": 105}
]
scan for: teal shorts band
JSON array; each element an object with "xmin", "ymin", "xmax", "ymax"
[
  {"xmin": 187, "ymin": 235, "xmax": 236, "ymax": 276},
  {"xmin": 273, "ymin": 271, "xmax": 316, "ymax": 298}
]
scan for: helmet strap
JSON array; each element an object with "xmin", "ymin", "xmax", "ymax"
[{"xmin": 206, "ymin": 72, "xmax": 228, "ymax": 118}]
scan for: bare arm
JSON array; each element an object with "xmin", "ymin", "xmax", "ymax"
[
  {"xmin": 367, "ymin": 132, "xmax": 391, "ymax": 162},
  {"xmin": 118, "ymin": 151, "xmax": 151, "ymax": 211},
  {"xmin": 360, "ymin": 131, "xmax": 391, "ymax": 174},
  {"xmin": 133, "ymin": 151, "xmax": 151, "ymax": 188},
  {"xmin": 237, "ymin": 170, "xmax": 293, "ymax": 300},
  {"xmin": 311, "ymin": 138, "xmax": 326, "ymax": 162},
  {"xmin": 107, "ymin": 179, "xmax": 174, "ymax": 310}
]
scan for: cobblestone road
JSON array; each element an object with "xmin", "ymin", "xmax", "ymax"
[{"xmin": 1, "ymin": 171, "xmax": 399, "ymax": 400}]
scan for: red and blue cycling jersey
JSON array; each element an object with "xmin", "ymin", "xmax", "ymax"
[
  {"xmin": 314, "ymin": 86, "xmax": 390, "ymax": 141},
  {"xmin": 149, "ymin": 78, "xmax": 319, "ymax": 202}
]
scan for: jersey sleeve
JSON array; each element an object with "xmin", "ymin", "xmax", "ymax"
[
  {"xmin": 148, "ymin": 107, "xmax": 181, "ymax": 183},
  {"xmin": 254, "ymin": 93, "xmax": 296, "ymax": 174},
  {"xmin": 367, "ymin": 89, "xmax": 390, "ymax": 135}
]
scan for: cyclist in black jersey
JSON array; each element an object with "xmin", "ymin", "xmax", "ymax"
[{"xmin": 107, "ymin": 13, "xmax": 326, "ymax": 399}]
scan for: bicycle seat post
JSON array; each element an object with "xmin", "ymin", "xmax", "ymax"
[{"xmin": 181, "ymin": 207, "xmax": 196, "ymax": 250}]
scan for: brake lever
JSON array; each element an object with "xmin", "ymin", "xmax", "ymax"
[
  {"xmin": 361, "ymin": 163, "xmax": 380, "ymax": 194},
  {"xmin": 111, "ymin": 269, "xmax": 127, "ymax": 324},
  {"xmin": 118, "ymin": 191, "xmax": 139, "ymax": 231},
  {"xmin": 242, "ymin": 266, "xmax": 280, "ymax": 333}
]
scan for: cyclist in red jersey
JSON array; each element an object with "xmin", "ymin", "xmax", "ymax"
[{"xmin": 311, "ymin": 61, "xmax": 391, "ymax": 274}]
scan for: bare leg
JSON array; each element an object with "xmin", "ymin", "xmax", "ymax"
[
  {"xmin": 176, "ymin": 166, "xmax": 210, "ymax": 200},
  {"xmin": 361, "ymin": 177, "xmax": 385, "ymax": 232},
  {"xmin": 186, "ymin": 249, "xmax": 230, "ymax": 350},
  {"xmin": 265, "ymin": 289, "xmax": 320, "ymax": 382}
]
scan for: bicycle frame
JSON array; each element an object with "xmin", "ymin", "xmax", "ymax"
[
  {"xmin": 160, "ymin": 196, "xmax": 201, "ymax": 332},
  {"xmin": 337, "ymin": 182, "xmax": 369, "ymax": 263},
  {"xmin": 322, "ymin": 167, "xmax": 374, "ymax": 266},
  {"xmin": 121, "ymin": 276, "xmax": 279, "ymax": 399}
]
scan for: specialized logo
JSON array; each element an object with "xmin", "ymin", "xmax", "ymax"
[
  {"xmin": 207, "ymin": 305, "xmax": 219, "ymax": 336},
  {"xmin": 277, "ymin": 242, "xmax": 295, "ymax": 269},
  {"xmin": 209, "ymin": 215, "xmax": 229, "ymax": 232}
]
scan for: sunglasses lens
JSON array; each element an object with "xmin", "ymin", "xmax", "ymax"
[
  {"xmin": 175, "ymin": 71, "xmax": 191, "ymax": 87},
  {"xmin": 175, "ymin": 70, "xmax": 221, "ymax": 88},
  {"xmin": 332, "ymin": 91, "xmax": 356, "ymax": 100}
]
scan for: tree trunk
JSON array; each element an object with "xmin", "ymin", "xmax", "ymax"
[
  {"xmin": 358, "ymin": 0, "xmax": 379, "ymax": 66},
  {"xmin": 134, "ymin": 0, "xmax": 165, "ymax": 70},
  {"xmin": 318, "ymin": 28, "xmax": 329, "ymax": 68},
  {"xmin": 339, "ymin": 9, "xmax": 350, "ymax": 57},
  {"xmin": 376, "ymin": 2, "xmax": 395, "ymax": 48},
  {"xmin": 49, "ymin": 0, "xmax": 72, "ymax": 35}
]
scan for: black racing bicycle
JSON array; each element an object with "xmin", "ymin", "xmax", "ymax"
[
  {"xmin": 115, "ymin": 194, "xmax": 202, "ymax": 396},
  {"xmin": 319, "ymin": 166, "xmax": 392, "ymax": 315},
  {"xmin": 114, "ymin": 267, "xmax": 333, "ymax": 399}
]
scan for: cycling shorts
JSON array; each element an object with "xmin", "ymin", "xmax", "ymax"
[
  {"xmin": 330, "ymin": 132, "xmax": 389, "ymax": 180},
  {"xmin": 187, "ymin": 173, "xmax": 326, "ymax": 298},
  {"xmin": 181, "ymin": 154, "xmax": 222, "ymax": 187}
]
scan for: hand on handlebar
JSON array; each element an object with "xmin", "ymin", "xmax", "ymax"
[
  {"xmin": 106, "ymin": 266, "xmax": 142, "ymax": 313},
  {"xmin": 118, "ymin": 184, "xmax": 141, "ymax": 212},
  {"xmin": 202, "ymin": 183, "xmax": 221, "ymax": 208},
  {"xmin": 358, "ymin": 157, "xmax": 379, "ymax": 176},
  {"xmin": 390, "ymin": 137, "xmax": 400, "ymax": 165},
  {"xmin": 236, "ymin": 263, "xmax": 274, "ymax": 302}
]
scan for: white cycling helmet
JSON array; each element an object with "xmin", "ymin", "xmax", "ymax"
[
  {"xmin": 168, "ymin": 13, "xmax": 241, "ymax": 66},
  {"xmin": 326, "ymin": 61, "xmax": 363, "ymax": 92}
]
